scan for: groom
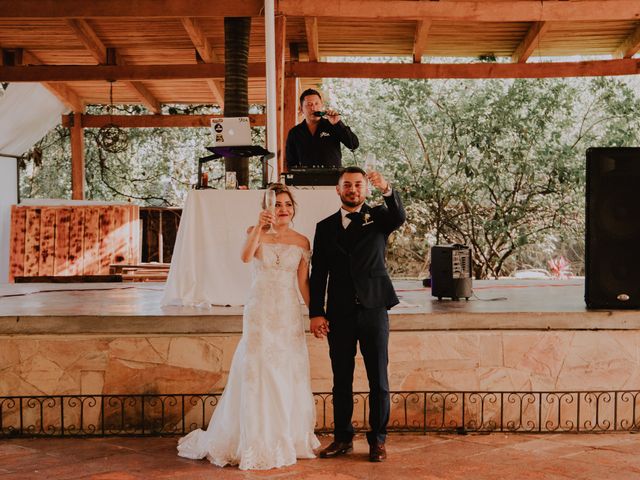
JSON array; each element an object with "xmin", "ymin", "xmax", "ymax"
[{"xmin": 309, "ymin": 166, "xmax": 405, "ymax": 462}]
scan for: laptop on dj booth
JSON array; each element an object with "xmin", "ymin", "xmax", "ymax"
[{"xmin": 211, "ymin": 117, "xmax": 252, "ymax": 147}]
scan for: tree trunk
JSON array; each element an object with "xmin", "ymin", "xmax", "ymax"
[{"xmin": 224, "ymin": 17, "xmax": 251, "ymax": 187}]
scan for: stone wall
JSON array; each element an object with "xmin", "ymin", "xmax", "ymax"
[
  {"xmin": 3, "ymin": 330, "xmax": 640, "ymax": 434},
  {"xmin": 3, "ymin": 330, "xmax": 640, "ymax": 396}
]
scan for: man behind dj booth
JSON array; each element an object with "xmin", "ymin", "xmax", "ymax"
[{"xmin": 285, "ymin": 88, "xmax": 359, "ymax": 170}]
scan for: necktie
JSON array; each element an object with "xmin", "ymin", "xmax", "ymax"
[
  {"xmin": 344, "ymin": 212, "xmax": 363, "ymax": 249},
  {"xmin": 346, "ymin": 211, "xmax": 363, "ymax": 228}
]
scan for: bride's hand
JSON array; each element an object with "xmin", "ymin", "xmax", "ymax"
[{"xmin": 258, "ymin": 209, "xmax": 275, "ymax": 228}]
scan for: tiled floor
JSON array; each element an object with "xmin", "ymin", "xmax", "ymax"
[{"xmin": 2, "ymin": 433, "xmax": 640, "ymax": 479}]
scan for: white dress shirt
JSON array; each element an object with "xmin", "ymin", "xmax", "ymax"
[{"xmin": 340, "ymin": 186, "xmax": 392, "ymax": 229}]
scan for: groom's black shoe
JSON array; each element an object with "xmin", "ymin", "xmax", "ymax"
[
  {"xmin": 319, "ymin": 440, "xmax": 353, "ymax": 458},
  {"xmin": 369, "ymin": 442, "xmax": 387, "ymax": 462}
]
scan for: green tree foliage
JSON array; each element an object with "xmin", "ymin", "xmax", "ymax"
[{"xmin": 325, "ymin": 76, "xmax": 640, "ymax": 278}]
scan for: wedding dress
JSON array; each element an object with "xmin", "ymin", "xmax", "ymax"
[{"xmin": 177, "ymin": 243, "xmax": 320, "ymax": 470}]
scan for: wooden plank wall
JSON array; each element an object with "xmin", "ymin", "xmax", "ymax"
[{"xmin": 8, "ymin": 205, "xmax": 140, "ymax": 282}]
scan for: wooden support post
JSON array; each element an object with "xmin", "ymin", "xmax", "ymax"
[
  {"xmin": 275, "ymin": 14, "xmax": 286, "ymax": 176},
  {"xmin": 70, "ymin": 112, "xmax": 85, "ymax": 200},
  {"xmin": 282, "ymin": 75, "xmax": 298, "ymax": 172}
]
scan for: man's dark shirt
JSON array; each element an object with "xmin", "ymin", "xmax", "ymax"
[{"xmin": 285, "ymin": 118, "xmax": 359, "ymax": 169}]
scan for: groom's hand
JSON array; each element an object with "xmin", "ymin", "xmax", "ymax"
[
  {"xmin": 310, "ymin": 316, "xmax": 329, "ymax": 338},
  {"xmin": 367, "ymin": 170, "xmax": 389, "ymax": 193}
]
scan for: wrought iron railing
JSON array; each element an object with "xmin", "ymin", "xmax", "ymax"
[{"xmin": 2, "ymin": 391, "xmax": 640, "ymax": 437}]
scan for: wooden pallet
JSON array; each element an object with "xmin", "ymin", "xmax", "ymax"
[
  {"xmin": 9, "ymin": 205, "xmax": 140, "ymax": 282},
  {"xmin": 110, "ymin": 263, "xmax": 170, "ymax": 282}
]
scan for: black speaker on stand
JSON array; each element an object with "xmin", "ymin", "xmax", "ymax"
[
  {"xmin": 430, "ymin": 244, "xmax": 472, "ymax": 300},
  {"xmin": 586, "ymin": 147, "xmax": 640, "ymax": 309}
]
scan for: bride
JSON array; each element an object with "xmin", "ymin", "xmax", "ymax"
[{"xmin": 177, "ymin": 183, "xmax": 320, "ymax": 470}]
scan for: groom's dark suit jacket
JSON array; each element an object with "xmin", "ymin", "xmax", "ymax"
[{"xmin": 309, "ymin": 190, "xmax": 406, "ymax": 319}]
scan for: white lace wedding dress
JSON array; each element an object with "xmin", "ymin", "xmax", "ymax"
[{"xmin": 177, "ymin": 243, "xmax": 320, "ymax": 470}]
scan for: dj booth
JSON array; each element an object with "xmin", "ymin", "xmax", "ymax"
[
  {"xmin": 197, "ymin": 146, "xmax": 341, "ymax": 188},
  {"xmin": 282, "ymin": 167, "xmax": 341, "ymax": 187}
]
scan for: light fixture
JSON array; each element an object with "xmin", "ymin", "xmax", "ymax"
[{"xmin": 96, "ymin": 80, "xmax": 129, "ymax": 153}]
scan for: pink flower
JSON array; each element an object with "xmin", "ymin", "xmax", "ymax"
[{"xmin": 547, "ymin": 256, "xmax": 572, "ymax": 279}]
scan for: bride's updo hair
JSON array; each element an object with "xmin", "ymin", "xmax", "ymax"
[{"xmin": 262, "ymin": 183, "xmax": 297, "ymax": 220}]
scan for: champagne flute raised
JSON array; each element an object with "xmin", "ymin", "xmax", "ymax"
[
  {"xmin": 363, "ymin": 152, "xmax": 378, "ymax": 173},
  {"xmin": 264, "ymin": 189, "xmax": 277, "ymax": 235}
]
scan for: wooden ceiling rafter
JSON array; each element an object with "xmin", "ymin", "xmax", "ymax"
[
  {"xmin": 278, "ymin": 0, "xmax": 640, "ymax": 22},
  {"xmin": 615, "ymin": 23, "xmax": 640, "ymax": 58},
  {"xmin": 61, "ymin": 113, "xmax": 266, "ymax": 128},
  {"xmin": 6, "ymin": 0, "xmax": 640, "ymax": 23},
  {"xmin": 65, "ymin": 18, "xmax": 161, "ymax": 113},
  {"xmin": 512, "ymin": 21, "xmax": 550, "ymax": 63},
  {"xmin": 180, "ymin": 17, "xmax": 225, "ymax": 105},
  {"xmin": 4, "ymin": 56, "xmax": 640, "ymax": 83},
  {"xmin": 413, "ymin": 20, "xmax": 432, "ymax": 63},
  {"xmin": 288, "ymin": 58, "xmax": 640, "ymax": 79},
  {"xmin": 0, "ymin": 0, "xmax": 264, "ymax": 18},
  {"xmin": 0, "ymin": 63, "xmax": 266, "ymax": 82},
  {"xmin": 304, "ymin": 17, "xmax": 320, "ymax": 62}
]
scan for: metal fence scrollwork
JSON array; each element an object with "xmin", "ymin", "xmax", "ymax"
[{"xmin": 2, "ymin": 391, "xmax": 640, "ymax": 438}]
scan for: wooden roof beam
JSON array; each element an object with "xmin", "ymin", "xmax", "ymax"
[
  {"xmin": 65, "ymin": 19, "xmax": 106, "ymax": 61},
  {"xmin": 65, "ymin": 19, "xmax": 161, "ymax": 113},
  {"xmin": 413, "ymin": 20, "xmax": 432, "ymax": 63},
  {"xmin": 0, "ymin": 0, "xmax": 263, "ymax": 18},
  {"xmin": 287, "ymin": 58, "xmax": 640, "ymax": 79},
  {"xmin": 0, "ymin": 63, "xmax": 266, "ymax": 82},
  {"xmin": 125, "ymin": 81, "xmax": 162, "ymax": 114},
  {"xmin": 180, "ymin": 17, "xmax": 224, "ymax": 105},
  {"xmin": 4, "ymin": 59, "xmax": 640, "ymax": 83},
  {"xmin": 304, "ymin": 17, "xmax": 320, "ymax": 62},
  {"xmin": 6, "ymin": 0, "xmax": 640, "ymax": 22},
  {"xmin": 180, "ymin": 18, "xmax": 217, "ymax": 63},
  {"xmin": 278, "ymin": 0, "xmax": 640, "ymax": 22},
  {"xmin": 615, "ymin": 23, "xmax": 640, "ymax": 58},
  {"xmin": 61, "ymin": 113, "xmax": 266, "ymax": 128},
  {"xmin": 512, "ymin": 21, "xmax": 549, "ymax": 63}
]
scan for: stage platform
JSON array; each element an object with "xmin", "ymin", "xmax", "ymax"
[
  {"xmin": 3, "ymin": 278, "xmax": 640, "ymax": 437},
  {"xmin": 2, "ymin": 278, "xmax": 638, "ymax": 334}
]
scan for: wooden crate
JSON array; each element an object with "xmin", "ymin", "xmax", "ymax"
[{"xmin": 9, "ymin": 204, "xmax": 140, "ymax": 282}]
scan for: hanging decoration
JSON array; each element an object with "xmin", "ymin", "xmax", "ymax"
[{"xmin": 96, "ymin": 81, "xmax": 129, "ymax": 153}]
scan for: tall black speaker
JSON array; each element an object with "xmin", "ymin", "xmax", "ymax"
[{"xmin": 586, "ymin": 147, "xmax": 640, "ymax": 309}]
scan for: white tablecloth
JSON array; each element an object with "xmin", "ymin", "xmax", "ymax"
[{"xmin": 162, "ymin": 189, "xmax": 338, "ymax": 307}]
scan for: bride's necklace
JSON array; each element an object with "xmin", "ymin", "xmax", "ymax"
[
  {"xmin": 271, "ymin": 243, "xmax": 285, "ymax": 266},
  {"xmin": 267, "ymin": 227, "xmax": 289, "ymax": 266}
]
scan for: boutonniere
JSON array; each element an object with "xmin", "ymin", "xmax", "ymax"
[
  {"xmin": 320, "ymin": 132, "xmax": 330, "ymax": 138},
  {"xmin": 362, "ymin": 212, "xmax": 374, "ymax": 226}
]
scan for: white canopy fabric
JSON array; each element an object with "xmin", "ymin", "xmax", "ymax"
[
  {"xmin": 0, "ymin": 83, "xmax": 68, "ymax": 282},
  {"xmin": 0, "ymin": 83, "xmax": 68, "ymax": 156}
]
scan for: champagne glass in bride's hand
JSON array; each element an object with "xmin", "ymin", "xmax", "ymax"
[{"xmin": 264, "ymin": 189, "xmax": 277, "ymax": 234}]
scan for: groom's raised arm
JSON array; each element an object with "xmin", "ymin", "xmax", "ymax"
[
  {"xmin": 378, "ymin": 189, "xmax": 406, "ymax": 234},
  {"xmin": 309, "ymin": 224, "xmax": 329, "ymax": 318}
]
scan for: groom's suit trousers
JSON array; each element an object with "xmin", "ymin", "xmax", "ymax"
[{"xmin": 328, "ymin": 302, "xmax": 390, "ymax": 445}]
